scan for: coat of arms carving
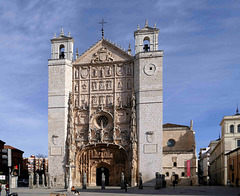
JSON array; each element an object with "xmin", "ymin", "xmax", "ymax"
[{"xmin": 91, "ymin": 47, "xmax": 113, "ymax": 63}]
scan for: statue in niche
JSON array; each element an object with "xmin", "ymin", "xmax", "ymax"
[
  {"xmin": 118, "ymin": 81, "xmax": 122, "ymax": 89},
  {"xmin": 75, "ymin": 69, "xmax": 79, "ymax": 78},
  {"xmin": 92, "ymin": 82, "xmax": 97, "ymax": 90},
  {"xmin": 99, "ymin": 96, "xmax": 104, "ymax": 105},
  {"xmin": 107, "ymin": 66, "xmax": 112, "ymax": 76},
  {"xmin": 92, "ymin": 69, "xmax": 97, "ymax": 77},
  {"xmin": 99, "ymin": 68, "xmax": 104, "ymax": 77},
  {"xmin": 106, "ymin": 96, "xmax": 112, "ymax": 106},
  {"xmin": 127, "ymin": 66, "xmax": 131, "ymax": 75},
  {"xmin": 99, "ymin": 81, "xmax": 104, "ymax": 90},
  {"xmin": 106, "ymin": 81, "xmax": 112, "ymax": 90},
  {"xmin": 81, "ymin": 98, "xmax": 86, "ymax": 110},
  {"xmin": 75, "ymin": 84, "xmax": 79, "ymax": 92},
  {"xmin": 117, "ymin": 96, "xmax": 123, "ymax": 108}
]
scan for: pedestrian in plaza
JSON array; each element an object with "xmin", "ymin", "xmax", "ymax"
[
  {"xmin": 0, "ymin": 183, "xmax": 2, "ymax": 196},
  {"xmin": 124, "ymin": 179, "xmax": 128, "ymax": 192},
  {"xmin": 5, "ymin": 183, "xmax": 9, "ymax": 196}
]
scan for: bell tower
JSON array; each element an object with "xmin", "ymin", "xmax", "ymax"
[
  {"xmin": 48, "ymin": 29, "xmax": 74, "ymax": 187},
  {"xmin": 134, "ymin": 20, "xmax": 163, "ymax": 186}
]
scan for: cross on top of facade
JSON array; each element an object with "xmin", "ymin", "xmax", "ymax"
[{"xmin": 99, "ymin": 19, "xmax": 107, "ymax": 39}]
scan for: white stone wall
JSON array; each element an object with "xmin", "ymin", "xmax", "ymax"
[
  {"xmin": 48, "ymin": 59, "xmax": 72, "ymax": 187},
  {"xmin": 134, "ymin": 51, "xmax": 163, "ymax": 186}
]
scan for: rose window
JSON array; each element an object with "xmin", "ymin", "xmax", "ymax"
[{"xmin": 96, "ymin": 115, "xmax": 109, "ymax": 128}]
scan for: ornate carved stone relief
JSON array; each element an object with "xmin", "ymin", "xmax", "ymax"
[
  {"xmin": 75, "ymin": 83, "xmax": 79, "ymax": 92},
  {"xmin": 81, "ymin": 81, "xmax": 88, "ymax": 92},
  {"xmin": 105, "ymin": 66, "xmax": 112, "ymax": 77},
  {"xmin": 106, "ymin": 80, "xmax": 112, "ymax": 90},
  {"xmin": 126, "ymin": 65, "xmax": 132, "ymax": 76},
  {"xmin": 116, "ymin": 64, "xmax": 125, "ymax": 76},
  {"xmin": 91, "ymin": 47, "xmax": 114, "ymax": 63},
  {"xmin": 81, "ymin": 67, "xmax": 89, "ymax": 79},
  {"xmin": 80, "ymin": 95, "xmax": 88, "ymax": 109},
  {"xmin": 75, "ymin": 68, "xmax": 79, "ymax": 79},
  {"xmin": 99, "ymin": 81, "xmax": 105, "ymax": 90},
  {"xmin": 92, "ymin": 68, "xmax": 98, "ymax": 78}
]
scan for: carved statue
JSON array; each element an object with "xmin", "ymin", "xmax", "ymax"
[
  {"xmin": 99, "ymin": 81, "xmax": 104, "ymax": 90},
  {"xmin": 75, "ymin": 69, "xmax": 79, "ymax": 78},
  {"xmin": 75, "ymin": 84, "xmax": 79, "ymax": 92},
  {"xmin": 88, "ymin": 129, "xmax": 91, "ymax": 143},
  {"xmin": 107, "ymin": 66, "xmax": 112, "ymax": 76}
]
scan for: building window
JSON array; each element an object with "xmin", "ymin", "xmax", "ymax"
[
  {"xmin": 181, "ymin": 172, "xmax": 185, "ymax": 177},
  {"xmin": 167, "ymin": 139, "xmax": 175, "ymax": 147},
  {"xmin": 238, "ymin": 124, "xmax": 240, "ymax": 133},
  {"xmin": 173, "ymin": 162, "xmax": 177, "ymax": 167},
  {"xmin": 237, "ymin": 140, "xmax": 240, "ymax": 147},
  {"xmin": 59, "ymin": 44, "xmax": 65, "ymax": 59},
  {"xmin": 230, "ymin": 125, "xmax": 234, "ymax": 133},
  {"xmin": 166, "ymin": 172, "xmax": 169, "ymax": 177}
]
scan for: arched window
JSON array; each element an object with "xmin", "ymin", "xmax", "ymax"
[
  {"xmin": 238, "ymin": 124, "xmax": 240, "ymax": 133},
  {"xmin": 59, "ymin": 44, "xmax": 65, "ymax": 59},
  {"xmin": 143, "ymin": 36, "xmax": 150, "ymax": 52},
  {"xmin": 230, "ymin": 125, "xmax": 234, "ymax": 133}
]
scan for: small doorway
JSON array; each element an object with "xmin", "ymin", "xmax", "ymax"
[{"xmin": 96, "ymin": 167, "xmax": 109, "ymax": 186}]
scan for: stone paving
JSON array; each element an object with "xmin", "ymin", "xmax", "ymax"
[{"xmin": 1, "ymin": 186, "xmax": 240, "ymax": 196}]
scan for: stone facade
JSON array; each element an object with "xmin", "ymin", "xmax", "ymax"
[
  {"xmin": 225, "ymin": 147, "xmax": 240, "ymax": 186},
  {"xmin": 209, "ymin": 111, "xmax": 240, "ymax": 185},
  {"xmin": 162, "ymin": 123, "xmax": 198, "ymax": 186},
  {"xmin": 48, "ymin": 21, "xmax": 163, "ymax": 187}
]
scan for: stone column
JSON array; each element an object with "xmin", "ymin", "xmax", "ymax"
[
  {"xmin": 139, "ymin": 172, "xmax": 143, "ymax": 189},
  {"xmin": 36, "ymin": 173, "xmax": 39, "ymax": 188},
  {"xmin": 47, "ymin": 173, "xmax": 51, "ymax": 189},
  {"xmin": 42, "ymin": 174, "xmax": 45, "ymax": 187},
  {"xmin": 101, "ymin": 173, "xmax": 105, "ymax": 189},
  {"xmin": 29, "ymin": 173, "xmax": 34, "ymax": 189},
  {"xmin": 82, "ymin": 173, "xmax": 87, "ymax": 189},
  {"xmin": 121, "ymin": 172, "xmax": 124, "ymax": 189}
]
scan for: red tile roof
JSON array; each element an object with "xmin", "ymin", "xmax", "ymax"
[
  {"xmin": 163, "ymin": 123, "xmax": 189, "ymax": 128},
  {"xmin": 4, "ymin": 145, "xmax": 24, "ymax": 153}
]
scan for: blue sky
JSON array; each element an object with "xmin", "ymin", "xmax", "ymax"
[{"xmin": 0, "ymin": 0, "xmax": 239, "ymax": 157}]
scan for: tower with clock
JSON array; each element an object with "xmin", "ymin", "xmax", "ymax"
[{"xmin": 134, "ymin": 19, "xmax": 163, "ymax": 185}]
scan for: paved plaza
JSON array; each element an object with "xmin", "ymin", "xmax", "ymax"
[{"xmin": 1, "ymin": 186, "xmax": 239, "ymax": 196}]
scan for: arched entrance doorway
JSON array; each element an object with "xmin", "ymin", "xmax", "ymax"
[
  {"xmin": 75, "ymin": 143, "xmax": 128, "ymax": 186},
  {"xmin": 96, "ymin": 167, "xmax": 109, "ymax": 186}
]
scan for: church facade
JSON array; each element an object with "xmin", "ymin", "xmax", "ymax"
[{"xmin": 48, "ymin": 20, "xmax": 163, "ymax": 187}]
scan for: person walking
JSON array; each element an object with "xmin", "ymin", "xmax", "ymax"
[
  {"xmin": 124, "ymin": 180, "xmax": 128, "ymax": 192},
  {"xmin": 5, "ymin": 183, "xmax": 9, "ymax": 196}
]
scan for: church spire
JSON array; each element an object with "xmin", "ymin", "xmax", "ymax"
[{"xmin": 236, "ymin": 104, "xmax": 240, "ymax": 115}]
